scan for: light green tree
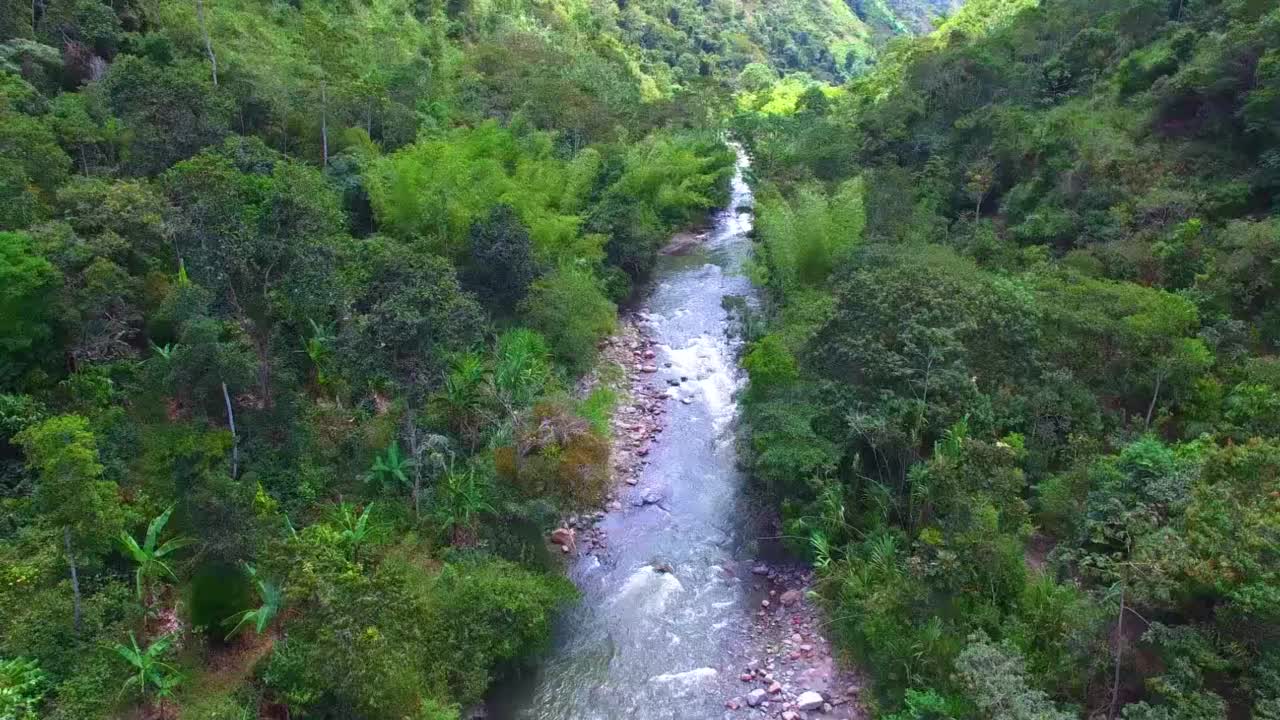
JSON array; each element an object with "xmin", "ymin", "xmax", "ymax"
[{"xmin": 14, "ymin": 414, "xmax": 123, "ymax": 632}]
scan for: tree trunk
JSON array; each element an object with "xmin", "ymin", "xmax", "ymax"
[
  {"xmin": 1109, "ymin": 589, "xmax": 1125, "ymax": 720},
  {"xmin": 222, "ymin": 381, "xmax": 239, "ymax": 478},
  {"xmin": 320, "ymin": 83, "xmax": 329, "ymax": 168},
  {"xmin": 406, "ymin": 418, "xmax": 421, "ymax": 522},
  {"xmin": 64, "ymin": 526, "xmax": 82, "ymax": 633},
  {"xmin": 196, "ymin": 0, "xmax": 218, "ymax": 86},
  {"xmin": 1145, "ymin": 373, "xmax": 1163, "ymax": 429}
]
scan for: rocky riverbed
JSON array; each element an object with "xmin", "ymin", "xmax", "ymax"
[
  {"xmin": 494, "ymin": 144, "xmax": 865, "ymax": 720},
  {"xmin": 542, "ymin": 310, "xmax": 867, "ymax": 720}
]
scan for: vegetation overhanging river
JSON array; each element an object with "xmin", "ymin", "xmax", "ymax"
[{"xmin": 491, "ymin": 146, "xmax": 768, "ymax": 719}]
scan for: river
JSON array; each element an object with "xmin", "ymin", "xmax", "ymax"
[{"xmin": 491, "ymin": 146, "xmax": 774, "ymax": 719}]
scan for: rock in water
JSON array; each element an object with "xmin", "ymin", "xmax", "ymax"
[
  {"xmin": 746, "ymin": 689, "xmax": 768, "ymax": 707},
  {"xmin": 796, "ymin": 691, "xmax": 825, "ymax": 711},
  {"xmin": 549, "ymin": 527, "xmax": 575, "ymax": 548}
]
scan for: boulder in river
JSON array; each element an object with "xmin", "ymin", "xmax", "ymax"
[{"xmin": 549, "ymin": 528, "xmax": 575, "ymax": 549}]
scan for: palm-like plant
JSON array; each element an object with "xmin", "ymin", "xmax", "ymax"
[
  {"xmin": 0, "ymin": 657, "xmax": 47, "ymax": 720},
  {"xmin": 119, "ymin": 506, "xmax": 192, "ymax": 602},
  {"xmin": 334, "ymin": 503, "xmax": 374, "ymax": 563},
  {"xmin": 367, "ymin": 441, "xmax": 413, "ymax": 493},
  {"xmin": 433, "ymin": 353, "xmax": 490, "ymax": 449},
  {"xmin": 149, "ymin": 342, "xmax": 178, "ymax": 363},
  {"xmin": 223, "ymin": 565, "xmax": 283, "ymax": 640},
  {"xmin": 113, "ymin": 632, "xmax": 181, "ymax": 700},
  {"xmin": 303, "ymin": 319, "xmax": 336, "ymax": 389},
  {"xmin": 436, "ymin": 466, "xmax": 494, "ymax": 547}
]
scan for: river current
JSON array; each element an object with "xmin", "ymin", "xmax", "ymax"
[{"xmin": 492, "ymin": 147, "xmax": 764, "ymax": 719}]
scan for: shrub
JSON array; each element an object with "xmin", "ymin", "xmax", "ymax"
[{"xmin": 520, "ymin": 267, "xmax": 615, "ymax": 373}]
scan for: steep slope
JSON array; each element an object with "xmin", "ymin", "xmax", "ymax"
[{"xmin": 735, "ymin": 0, "xmax": 1280, "ymax": 718}]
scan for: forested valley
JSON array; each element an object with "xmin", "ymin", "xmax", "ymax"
[{"xmin": 0, "ymin": 0, "xmax": 1277, "ymax": 718}]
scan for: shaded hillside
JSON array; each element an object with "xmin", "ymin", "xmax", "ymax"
[{"xmin": 735, "ymin": 0, "xmax": 1280, "ymax": 717}]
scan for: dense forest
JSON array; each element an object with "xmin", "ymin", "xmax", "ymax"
[
  {"xmin": 4, "ymin": 0, "xmax": 1277, "ymax": 718},
  {"xmin": 734, "ymin": 0, "xmax": 1280, "ymax": 719},
  {"xmin": 0, "ymin": 0, "xmax": 874, "ymax": 717}
]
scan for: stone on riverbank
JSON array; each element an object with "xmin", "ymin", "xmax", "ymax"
[{"xmin": 796, "ymin": 691, "xmax": 825, "ymax": 711}]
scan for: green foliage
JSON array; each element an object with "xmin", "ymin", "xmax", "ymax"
[
  {"xmin": 521, "ymin": 266, "xmax": 616, "ymax": 373},
  {"xmin": 0, "ymin": 232, "xmax": 59, "ymax": 385},
  {"xmin": 736, "ymin": 2, "xmax": 1280, "ymax": 717},
  {"xmin": 0, "ymin": 0, "xmax": 1000, "ymax": 716},
  {"xmin": 333, "ymin": 502, "xmax": 375, "ymax": 564},
  {"xmin": 755, "ymin": 178, "xmax": 866, "ymax": 290},
  {"xmin": 337, "ymin": 236, "xmax": 485, "ymax": 397},
  {"xmin": 113, "ymin": 632, "xmax": 181, "ymax": 700},
  {"xmin": 367, "ymin": 442, "xmax": 413, "ymax": 495},
  {"xmin": 222, "ymin": 565, "xmax": 282, "ymax": 640},
  {"xmin": 955, "ymin": 633, "xmax": 1075, "ymax": 720},
  {"xmin": 13, "ymin": 414, "xmax": 122, "ymax": 556},
  {"xmin": 119, "ymin": 506, "xmax": 192, "ymax": 601},
  {"xmin": 0, "ymin": 657, "xmax": 47, "ymax": 720},
  {"xmin": 263, "ymin": 551, "xmax": 572, "ymax": 719},
  {"xmin": 461, "ymin": 204, "xmax": 541, "ymax": 317}
]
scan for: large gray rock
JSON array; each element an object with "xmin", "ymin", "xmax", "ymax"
[
  {"xmin": 796, "ymin": 690, "xmax": 825, "ymax": 711},
  {"xmin": 746, "ymin": 689, "xmax": 768, "ymax": 707}
]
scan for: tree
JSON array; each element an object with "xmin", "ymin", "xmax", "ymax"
[
  {"xmin": 338, "ymin": 236, "xmax": 485, "ymax": 398},
  {"xmin": 956, "ymin": 633, "xmax": 1076, "ymax": 720},
  {"xmin": 97, "ymin": 55, "xmax": 232, "ymax": 175},
  {"xmin": 0, "ymin": 231, "xmax": 59, "ymax": 385},
  {"xmin": 14, "ymin": 415, "xmax": 123, "ymax": 632},
  {"xmin": 163, "ymin": 139, "xmax": 343, "ymax": 407},
  {"xmin": 461, "ymin": 205, "xmax": 540, "ymax": 317},
  {"xmin": 520, "ymin": 266, "xmax": 615, "ymax": 373},
  {"xmin": 118, "ymin": 506, "xmax": 192, "ymax": 604}
]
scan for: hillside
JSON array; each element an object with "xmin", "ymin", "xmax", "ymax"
[{"xmin": 735, "ymin": 0, "xmax": 1280, "ymax": 718}]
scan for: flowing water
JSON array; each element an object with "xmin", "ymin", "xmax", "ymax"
[{"xmin": 491, "ymin": 147, "xmax": 766, "ymax": 720}]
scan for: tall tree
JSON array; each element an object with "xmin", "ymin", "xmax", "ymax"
[{"xmin": 14, "ymin": 415, "xmax": 123, "ymax": 632}]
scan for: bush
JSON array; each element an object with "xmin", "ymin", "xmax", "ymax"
[
  {"xmin": 520, "ymin": 267, "xmax": 615, "ymax": 374},
  {"xmin": 264, "ymin": 549, "xmax": 574, "ymax": 718}
]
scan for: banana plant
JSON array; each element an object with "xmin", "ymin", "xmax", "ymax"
[
  {"xmin": 436, "ymin": 466, "xmax": 493, "ymax": 547},
  {"xmin": 119, "ymin": 506, "xmax": 192, "ymax": 602},
  {"xmin": 367, "ymin": 441, "xmax": 413, "ymax": 494},
  {"xmin": 223, "ymin": 565, "xmax": 283, "ymax": 640},
  {"xmin": 303, "ymin": 319, "xmax": 336, "ymax": 389},
  {"xmin": 113, "ymin": 632, "xmax": 181, "ymax": 700},
  {"xmin": 334, "ymin": 503, "xmax": 374, "ymax": 563}
]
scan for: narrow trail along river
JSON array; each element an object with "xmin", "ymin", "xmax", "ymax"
[{"xmin": 493, "ymin": 149, "xmax": 860, "ymax": 720}]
